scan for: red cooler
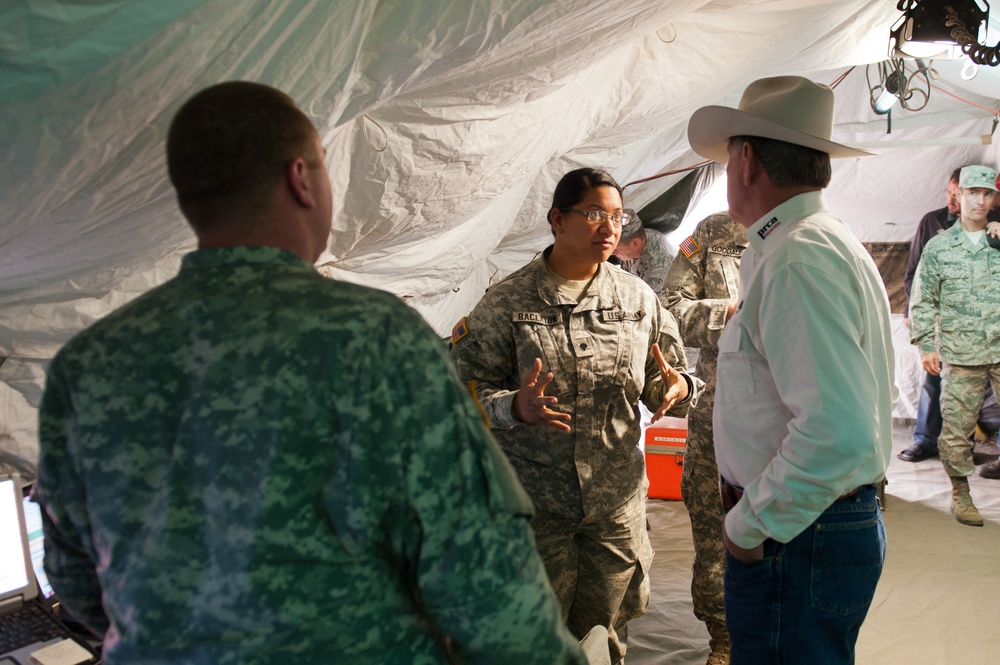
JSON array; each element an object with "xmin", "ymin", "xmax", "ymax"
[{"xmin": 644, "ymin": 416, "xmax": 687, "ymax": 500}]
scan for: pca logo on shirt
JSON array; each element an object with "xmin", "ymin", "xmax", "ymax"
[{"xmin": 757, "ymin": 217, "xmax": 780, "ymax": 240}]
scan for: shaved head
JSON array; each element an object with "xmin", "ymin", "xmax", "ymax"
[{"xmin": 167, "ymin": 81, "xmax": 321, "ymax": 229}]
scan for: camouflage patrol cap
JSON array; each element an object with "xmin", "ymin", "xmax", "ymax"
[
  {"xmin": 618, "ymin": 209, "xmax": 645, "ymax": 241},
  {"xmin": 959, "ymin": 165, "xmax": 998, "ymax": 191}
]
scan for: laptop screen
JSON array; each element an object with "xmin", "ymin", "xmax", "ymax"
[{"xmin": 0, "ymin": 475, "xmax": 35, "ymax": 605}]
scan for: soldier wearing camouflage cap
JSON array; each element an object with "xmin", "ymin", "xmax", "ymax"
[
  {"xmin": 661, "ymin": 211, "xmax": 747, "ymax": 665},
  {"xmin": 451, "ymin": 167, "xmax": 700, "ymax": 665},
  {"xmin": 35, "ymin": 81, "xmax": 588, "ymax": 664},
  {"xmin": 610, "ymin": 210, "xmax": 675, "ymax": 294},
  {"xmin": 910, "ymin": 164, "xmax": 1000, "ymax": 525}
]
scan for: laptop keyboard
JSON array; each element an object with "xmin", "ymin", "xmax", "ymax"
[{"xmin": 0, "ymin": 601, "xmax": 66, "ymax": 653}]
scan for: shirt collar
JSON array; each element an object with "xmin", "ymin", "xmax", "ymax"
[
  {"xmin": 745, "ymin": 190, "xmax": 828, "ymax": 255},
  {"xmin": 535, "ymin": 247, "xmax": 620, "ymax": 309},
  {"xmin": 181, "ymin": 245, "xmax": 316, "ymax": 271}
]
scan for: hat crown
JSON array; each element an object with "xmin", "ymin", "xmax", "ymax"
[
  {"xmin": 959, "ymin": 165, "xmax": 998, "ymax": 191},
  {"xmin": 686, "ymin": 75, "xmax": 874, "ymax": 163},
  {"xmin": 738, "ymin": 76, "xmax": 835, "ymax": 143}
]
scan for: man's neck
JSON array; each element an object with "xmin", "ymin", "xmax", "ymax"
[
  {"xmin": 195, "ymin": 207, "xmax": 324, "ymax": 263},
  {"xmin": 734, "ymin": 185, "xmax": 820, "ymax": 229},
  {"xmin": 959, "ymin": 215, "xmax": 986, "ymax": 232}
]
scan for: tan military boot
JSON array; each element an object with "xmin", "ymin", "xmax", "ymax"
[
  {"xmin": 950, "ymin": 476, "xmax": 984, "ymax": 527},
  {"xmin": 705, "ymin": 620, "xmax": 731, "ymax": 665}
]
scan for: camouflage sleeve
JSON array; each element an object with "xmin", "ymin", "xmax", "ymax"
[
  {"xmin": 641, "ymin": 304, "xmax": 702, "ymax": 416},
  {"xmin": 908, "ymin": 251, "xmax": 939, "ymax": 355},
  {"xmin": 36, "ymin": 358, "xmax": 111, "ymax": 637},
  {"xmin": 661, "ymin": 227, "xmax": 731, "ymax": 351},
  {"xmin": 382, "ymin": 309, "xmax": 585, "ymax": 664},
  {"xmin": 640, "ymin": 229, "xmax": 673, "ymax": 294},
  {"xmin": 449, "ymin": 298, "xmax": 521, "ymax": 428}
]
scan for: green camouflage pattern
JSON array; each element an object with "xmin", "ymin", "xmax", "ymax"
[
  {"xmin": 910, "ymin": 225, "xmax": 1000, "ymax": 365},
  {"xmin": 911, "ymin": 225, "xmax": 1000, "ymax": 479},
  {"xmin": 661, "ymin": 213, "xmax": 746, "ymax": 635},
  {"xmin": 450, "ymin": 248, "xmax": 698, "ymax": 520},
  {"xmin": 37, "ymin": 246, "xmax": 586, "ymax": 665},
  {"xmin": 940, "ymin": 363, "xmax": 1000, "ymax": 477}
]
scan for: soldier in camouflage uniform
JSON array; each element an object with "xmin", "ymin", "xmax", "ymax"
[
  {"xmin": 910, "ymin": 164, "xmax": 1000, "ymax": 527},
  {"xmin": 451, "ymin": 168, "xmax": 700, "ymax": 665},
  {"xmin": 661, "ymin": 212, "xmax": 746, "ymax": 665},
  {"xmin": 612, "ymin": 215, "xmax": 675, "ymax": 294},
  {"xmin": 36, "ymin": 82, "xmax": 587, "ymax": 665}
]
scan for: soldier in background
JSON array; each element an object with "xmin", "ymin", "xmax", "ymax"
[
  {"xmin": 910, "ymin": 165, "xmax": 1000, "ymax": 525},
  {"xmin": 899, "ymin": 167, "xmax": 1000, "ymax": 463},
  {"xmin": 35, "ymin": 82, "xmax": 588, "ymax": 665},
  {"xmin": 661, "ymin": 212, "xmax": 747, "ymax": 665},
  {"xmin": 609, "ymin": 210, "xmax": 674, "ymax": 294}
]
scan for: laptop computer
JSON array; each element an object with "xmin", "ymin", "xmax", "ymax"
[{"xmin": 0, "ymin": 473, "xmax": 98, "ymax": 665}]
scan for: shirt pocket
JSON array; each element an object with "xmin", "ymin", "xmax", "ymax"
[
  {"xmin": 717, "ymin": 325, "xmax": 756, "ymax": 400},
  {"xmin": 938, "ymin": 260, "xmax": 966, "ymax": 286},
  {"xmin": 705, "ymin": 253, "xmax": 741, "ymax": 301},
  {"xmin": 937, "ymin": 261, "xmax": 972, "ymax": 327},
  {"xmin": 511, "ymin": 313, "xmax": 569, "ymax": 389},
  {"xmin": 581, "ymin": 308, "xmax": 648, "ymax": 390}
]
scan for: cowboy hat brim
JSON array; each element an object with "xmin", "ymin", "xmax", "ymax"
[{"xmin": 687, "ymin": 105, "xmax": 876, "ymax": 163}]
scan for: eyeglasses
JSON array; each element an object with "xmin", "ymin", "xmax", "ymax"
[{"xmin": 560, "ymin": 208, "xmax": 630, "ymax": 228}]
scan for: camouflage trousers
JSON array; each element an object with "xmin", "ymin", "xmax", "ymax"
[
  {"xmin": 680, "ymin": 409, "xmax": 727, "ymax": 628},
  {"xmin": 532, "ymin": 489, "xmax": 653, "ymax": 665},
  {"xmin": 940, "ymin": 362, "xmax": 1000, "ymax": 477}
]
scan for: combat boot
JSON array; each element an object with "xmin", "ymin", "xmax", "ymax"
[
  {"xmin": 705, "ymin": 620, "xmax": 730, "ymax": 665},
  {"xmin": 950, "ymin": 476, "xmax": 983, "ymax": 527}
]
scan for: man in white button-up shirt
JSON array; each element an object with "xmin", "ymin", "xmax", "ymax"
[{"xmin": 687, "ymin": 76, "xmax": 897, "ymax": 664}]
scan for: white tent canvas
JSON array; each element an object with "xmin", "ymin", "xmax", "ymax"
[{"xmin": 2, "ymin": 0, "xmax": 999, "ymax": 480}]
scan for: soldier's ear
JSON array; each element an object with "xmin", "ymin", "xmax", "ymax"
[{"xmin": 549, "ymin": 208, "xmax": 564, "ymax": 233}]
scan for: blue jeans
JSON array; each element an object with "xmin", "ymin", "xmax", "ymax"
[
  {"xmin": 724, "ymin": 486, "xmax": 885, "ymax": 664},
  {"xmin": 913, "ymin": 371, "xmax": 942, "ymax": 451}
]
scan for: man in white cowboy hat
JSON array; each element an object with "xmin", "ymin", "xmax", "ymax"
[
  {"xmin": 909, "ymin": 165, "xmax": 1000, "ymax": 523},
  {"xmin": 687, "ymin": 76, "xmax": 896, "ymax": 663}
]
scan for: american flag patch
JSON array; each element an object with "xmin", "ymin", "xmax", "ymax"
[
  {"xmin": 451, "ymin": 316, "xmax": 470, "ymax": 345},
  {"xmin": 679, "ymin": 235, "xmax": 701, "ymax": 259}
]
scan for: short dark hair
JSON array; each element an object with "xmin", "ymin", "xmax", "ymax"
[
  {"xmin": 950, "ymin": 167, "xmax": 966, "ymax": 183},
  {"xmin": 730, "ymin": 135, "xmax": 831, "ymax": 188},
  {"xmin": 166, "ymin": 81, "xmax": 320, "ymax": 229},
  {"xmin": 619, "ymin": 219, "xmax": 647, "ymax": 242},
  {"xmin": 548, "ymin": 168, "xmax": 624, "ymax": 232}
]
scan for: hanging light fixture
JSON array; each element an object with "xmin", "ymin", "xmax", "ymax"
[
  {"xmin": 889, "ymin": 0, "xmax": 999, "ymax": 66},
  {"xmin": 868, "ymin": 59, "xmax": 934, "ymax": 115},
  {"xmin": 873, "ymin": 69, "xmax": 905, "ymax": 113}
]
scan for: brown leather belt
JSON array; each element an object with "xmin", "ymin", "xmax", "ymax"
[{"xmin": 719, "ymin": 479, "xmax": 864, "ymax": 512}]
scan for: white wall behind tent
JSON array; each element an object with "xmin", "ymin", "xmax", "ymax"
[{"xmin": 1, "ymin": 0, "xmax": 998, "ymax": 480}]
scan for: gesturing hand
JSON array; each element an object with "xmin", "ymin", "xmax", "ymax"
[
  {"xmin": 513, "ymin": 357, "xmax": 572, "ymax": 431},
  {"xmin": 651, "ymin": 343, "xmax": 689, "ymax": 421}
]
